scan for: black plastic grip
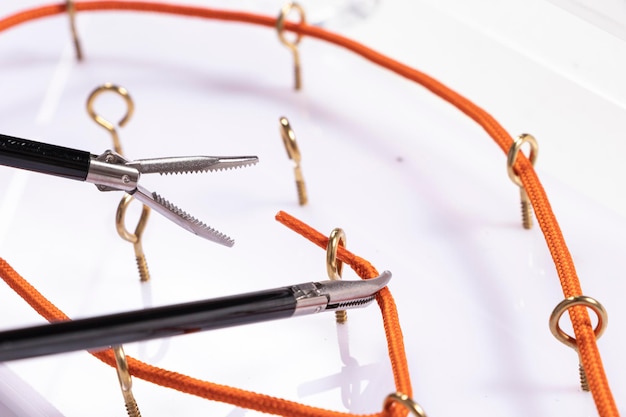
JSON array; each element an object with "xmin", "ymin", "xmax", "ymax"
[{"xmin": 0, "ymin": 133, "xmax": 91, "ymax": 181}]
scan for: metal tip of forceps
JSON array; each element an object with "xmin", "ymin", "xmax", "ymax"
[
  {"xmin": 0, "ymin": 271, "xmax": 391, "ymax": 362},
  {"xmin": 292, "ymin": 271, "xmax": 392, "ymax": 316},
  {"xmin": 0, "ymin": 133, "xmax": 258, "ymax": 246},
  {"xmin": 93, "ymin": 152, "xmax": 259, "ymax": 247},
  {"xmin": 133, "ymin": 185, "xmax": 236, "ymax": 246},
  {"xmin": 321, "ymin": 270, "xmax": 391, "ymax": 309},
  {"xmin": 127, "ymin": 155, "xmax": 259, "ymax": 246}
]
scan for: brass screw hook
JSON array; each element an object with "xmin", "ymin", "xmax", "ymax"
[
  {"xmin": 116, "ymin": 194, "xmax": 151, "ymax": 282},
  {"xmin": 86, "ymin": 84, "xmax": 151, "ymax": 282},
  {"xmin": 549, "ymin": 295, "xmax": 608, "ymax": 391},
  {"xmin": 279, "ymin": 116, "xmax": 308, "ymax": 205},
  {"xmin": 112, "ymin": 345, "xmax": 143, "ymax": 417},
  {"xmin": 326, "ymin": 228, "xmax": 347, "ymax": 324},
  {"xmin": 66, "ymin": 0, "xmax": 83, "ymax": 61},
  {"xmin": 86, "ymin": 83, "xmax": 135, "ymax": 155},
  {"xmin": 276, "ymin": 2, "xmax": 307, "ymax": 90},
  {"xmin": 383, "ymin": 392, "xmax": 428, "ymax": 417},
  {"xmin": 507, "ymin": 133, "xmax": 538, "ymax": 229}
]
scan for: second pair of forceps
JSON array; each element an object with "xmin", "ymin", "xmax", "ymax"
[
  {"xmin": 0, "ymin": 271, "xmax": 392, "ymax": 361},
  {"xmin": 0, "ymin": 133, "xmax": 258, "ymax": 246}
]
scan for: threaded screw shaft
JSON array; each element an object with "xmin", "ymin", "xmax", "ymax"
[
  {"xmin": 335, "ymin": 310, "xmax": 348, "ymax": 324},
  {"xmin": 295, "ymin": 176, "xmax": 308, "ymax": 206},
  {"xmin": 579, "ymin": 363, "xmax": 590, "ymax": 391},
  {"xmin": 135, "ymin": 254, "xmax": 150, "ymax": 282},
  {"xmin": 124, "ymin": 396, "xmax": 142, "ymax": 417},
  {"xmin": 519, "ymin": 188, "xmax": 533, "ymax": 229}
]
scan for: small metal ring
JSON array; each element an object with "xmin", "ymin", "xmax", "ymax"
[
  {"xmin": 506, "ymin": 133, "xmax": 538, "ymax": 187},
  {"xmin": 115, "ymin": 194, "xmax": 150, "ymax": 243},
  {"xmin": 86, "ymin": 83, "xmax": 135, "ymax": 129},
  {"xmin": 276, "ymin": 2, "xmax": 306, "ymax": 51},
  {"xmin": 384, "ymin": 392, "xmax": 428, "ymax": 417},
  {"xmin": 86, "ymin": 83, "xmax": 134, "ymax": 155},
  {"xmin": 549, "ymin": 295, "xmax": 607, "ymax": 350},
  {"xmin": 326, "ymin": 228, "xmax": 346, "ymax": 281}
]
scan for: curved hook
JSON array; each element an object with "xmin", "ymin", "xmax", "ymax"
[
  {"xmin": 279, "ymin": 116, "xmax": 301, "ymax": 164},
  {"xmin": 112, "ymin": 345, "xmax": 142, "ymax": 417},
  {"xmin": 116, "ymin": 194, "xmax": 151, "ymax": 282},
  {"xmin": 86, "ymin": 83, "xmax": 135, "ymax": 155},
  {"xmin": 279, "ymin": 116, "xmax": 308, "ymax": 205},
  {"xmin": 115, "ymin": 194, "xmax": 150, "ymax": 243},
  {"xmin": 326, "ymin": 227, "xmax": 348, "ymax": 324},
  {"xmin": 276, "ymin": 2, "xmax": 306, "ymax": 90}
]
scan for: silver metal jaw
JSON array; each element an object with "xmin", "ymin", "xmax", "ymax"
[
  {"xmin": 292, "ymin": 271, "xmax": 391, "ymax": 316},
  {"xmin": 85, "ymin": 150, "xmax": 257, "ymax": 246},
  {"xmin": 126, "ymin": 155, "xmax": 258, "ymax": 175},
  {"xmin": 132, "ymin": 185, "xmax": 235, "ymax": 246}
]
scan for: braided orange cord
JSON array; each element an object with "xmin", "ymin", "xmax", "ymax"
[
  {"xmin": 0, "ymin": 210, "xmax": 412, "ymax": 417},
  {"xmin": 519, "ymin": 166, "xmax": 615, "ymax": 410},
  {"xmin": 0, "ymin": 2, "xmax": 618, "ymax": 416},
  {"xmin": 274, "ymin": 211, "xmax": 413, "ymax": 400}
]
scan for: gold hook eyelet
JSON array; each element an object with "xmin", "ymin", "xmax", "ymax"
[
  {"xmin": 112, "ymin": 345, "xmax": 142, "ymax": 417},
  {"xmin": 86, "ymin": 85, "xmax": 150, "ymax": 283},
  {"xmin": 279, "ymin": 116, "xmax": 301, "ymax": 163},
  {"xmin": 506, "ymin": 133, "xmax": 538, "ymax": 229},
  {"xmin": 326, "ymin": 228, "xmax": 347, "ymax": 323},
  {"xmin": 506, "ymin": 133, "xmax": 538, "ymax": 187},
  {"xmin": 86, "ymin": 83, "xmax": 135, "ymax": 155},
  {"xmin": 276, "ymin": 2, "xmax": 307, "ymax": 90},
  {"xmin": 549, "ymin": 295, "xmax": 607, "ymax": 391},
  {"xmin": 115, "ymin": 194, "xmax": 151, "ymax": 282},
  {"xmin": 276, "ymin": 2, "xmax": 306, "ymax": 50},
  {"xmin": 115, "ymin": 194, "xmax": 150, "ymax": 244},
  {"xmin": 279, "ymin": 116, "xmax": 308, "ymax": 205},
  {"xmin": 384, "ymin": 392, "xmax": 428, "ymax": 417},
  {"xmin": 326, "ymin": 228, "xmax": 346, "ymax": 281},
  {"xmin": 549, "ymin": 295, "xmax": 607, "ymax": 350}
]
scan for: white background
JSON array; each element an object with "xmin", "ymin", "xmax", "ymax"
[{"xmin": 0, "ymin": 0, "xmax": 624, "ymax": 416}]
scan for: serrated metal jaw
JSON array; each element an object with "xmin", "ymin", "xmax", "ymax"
[
  {"xmin": 127, "ymin": 156, "xmax": 258, "ymax": 175},
  {"xmin": 132, "ymin": 185, "xmax": 234, "ymax": 247}
]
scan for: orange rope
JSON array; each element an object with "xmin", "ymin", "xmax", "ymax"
[
  {"xmin": 0, "ymin": 2, "xmax": 618, "ymax": 416},
  {"xmin": 274, "ymin": 211, "xmax": 413, "ymax": 398}
]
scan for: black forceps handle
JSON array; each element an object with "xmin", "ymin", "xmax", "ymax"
[
  {"xmin": 0, "ymin": 133, "xmax": 92, "ymax": 181},
  {"xmin": 0, "ymin": 287, "xmax": 297, "ymax": 361},
  {"xmin": 0, "ymin": 271, "xmax": 392, "ymax": 361}
]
